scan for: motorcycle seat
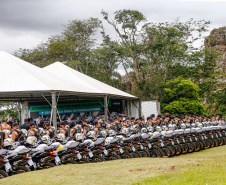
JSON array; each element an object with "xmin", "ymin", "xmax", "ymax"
[
  {"xmin": 31, "ymin": 150, "xmax": 43, "ymax": 158},
  {"xmin": 0, "ymin": 149, "xmax": 8, "ymax": 157},
  {"xmin": 67, "ymin": 142, "xmax": 80, "ymax": 149},
  {"xmin": 152, "ymin": 133, "xmax": 161, "ymax": 139},
  {"xmin": 164, "ymin": 132, "xmax": 173, "ymax": 138},
  {"xmin": 44, "ymin": 146, "xmax": 55, "ymax": 152},
  {"xmin": 94, "ymin": 138, "xmax": 105, "ymax": 146},
  {"xmin": 141, "ymin": 133, "xmax": 150, "ymax": 140},
  {"xmin": 110, "ymin": 137, "xmax": 120, "ymax": 144},
  {"xmin": 123, "ymin": 137, "xmax": 132, "ymax": 142},
  {"xmin": 18, "ymin": 148, "xmax": 31, "ymax": 155}
]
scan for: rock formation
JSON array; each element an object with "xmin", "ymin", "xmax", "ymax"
[{"xmin": 205, "ymin": 27, "xmax": 226, "ymax": 85}]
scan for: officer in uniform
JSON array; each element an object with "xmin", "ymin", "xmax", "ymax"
[
  {"xmin": 28, "ymin": 122, "xmax": 40, "ymax": 140},
  {"xmin": 108, "ymin": 118, "xmax": 117, "ymax": 131},
  {"xmin": 44, "ymin": 123, "xmax": 56, "ymax": 139},
  {"xmin": 59, "ymin": 121, "xmax": 70, "ymax": 137},
  {"xmin": 11, "ymin": 123, "xmax": 24, "ymax": 142}
]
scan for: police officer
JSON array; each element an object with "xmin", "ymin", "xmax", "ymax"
[
  {"xmin": 114, "ymin": 118, "xmax": 122, "ymax": 132},
  {"xmin": 94, "ymin": 121, "xmax": 101, "ymax": 134},
  {"xmin": 59, "ymin": 121, "xmax": 70, "ymax": 137},
  {"xmin": 11, "ymin": 123, "xmax": 24, "ymax": 142},
  {"xmin": 108, "ymin": 118, "xmax": 117, "ymax": 131},
  {"xmin": 28, "ymin": 122, "xmax": 40, "ymax": 140},
  {"xmin": 70, "ymin": 121, "xmax": 81, "ymax": 137},
  {"xmin": 44, "ymin": 123, "xmax": 55, "ymax": 139}
]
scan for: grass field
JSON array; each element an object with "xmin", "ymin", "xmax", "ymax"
[{"xmin": 1, "ymin": 145, "xmax": 226, "ymax": 185}]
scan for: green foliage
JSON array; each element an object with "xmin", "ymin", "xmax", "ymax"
[
  {"xmin": 162, "ymin": 98, "xmax": 205, "ymax": 115},
  {"xmin": 0, "ymin": 102, "xmax": 19, "ymax": 121},
  {"xmin": 205, "ymin": 89, "xmax": 226, "ymax": 116},
  {"xmin": 160, "ymin": 77, "xmax": 205, "ymax": 115},
  {"xmin": 162, "ymin": 77, "xmax": 200, "ymax": 102}
]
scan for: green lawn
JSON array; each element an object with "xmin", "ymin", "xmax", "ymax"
[{"xmin": 1, "ymin": 146, "xmax": 226, "ymax": 185}]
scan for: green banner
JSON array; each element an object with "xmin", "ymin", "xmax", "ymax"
[{"xmin": 30, "ymin": 101, "xmax": 111, "ymax": 112}]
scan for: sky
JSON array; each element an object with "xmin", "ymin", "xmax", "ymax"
[{"xmin": 0, "ymin": 0, "xmax": 225, "ymax": 74}]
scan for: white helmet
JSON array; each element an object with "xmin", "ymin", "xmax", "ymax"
[
  {"xmin": 156, "ymin": 126, "xmax": 162, "ymax": 132},
  {"xmin": 131, "ymin": 125, "xmax": 138, "ymax": 132},
  {"xmin": 180, "ymin": 123, "xmax": 186, "ymax": 129},
  {"xmin": 108, "ymin": 130, "xmax": 116, "ymax": 137},
  {"xmin": 122, "ymin": 128, "xmax": 130, "ymax": 136},
  {"xmin": 39, "ymin": 128, "xmax": 46, "ymax": 136},
  {"xmin": 162, "ymin": 126, "xmax": 168, "ymax": 131},
  {"xmin": 99, "ymin": 130, "xmax": 107, "ymax": 138},
  {"xmin": 141, "ymin": 128, "xmax": 148, "ymax": 133},
  {"xmin": 197, "ymin": 123, "xmax": 203, "ymax": 128},
  {"xmin": 26, "ymin": 136, "xmax": 37, "ymax": 147},
  {"xmin": 87, "ymin": 131, "xmax": 95, "ymax": 139},
  {"xmin": 147, "ymin": 126, "xmax": 154, "ymax": 132},
  {"xmin": 75, "ymin": 133, "xmax": 84, "ymax": 141},
  {"xmin": 41, "ymin": 135, "xmax": 50, "ymax": 144},
  {"xmin": 4, "ymin": 138, "xmax": 13, "ymax": 147},
  {"xmin": 191, "ymin": 123, "xmax": 196, "ymax": 128},
  {"xmin": 57, "ymin": 133, "xmax": 66, "ymax": 142},
  {"xmin": 168, "ymin": 124, "xmax": 174, "ymax": 131}
]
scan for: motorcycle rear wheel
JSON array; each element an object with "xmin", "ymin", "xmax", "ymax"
[
  {"xmin": 208, "ymin": 138, "xmax": 215, "ymax": 148},
  {"xmin": 139, "ymin": 149, "xmax": 150, "ymax": 157},
  {"xmin": 161, "ymin": 147, "xmax": 171, "ymax": 157},
  {"xmin": 107, "ymin": 153, "xmax": 121, "ymax": 161},
  {"xmin": 77, "ymin": 158, "xmax": 90, "ymax": 164},
  {"xmin": 149, "ymin": 147, "xmax": 164, "ymax": 157},
  {"xmin": 131, "ymin": 151, "xmax": 142, "ymax": 158},
  {"xmin": 175, "ymin": 144, "xmax": 183, "ymax": 156},
  {"xmin": 181, "ymin": 143, "xmax": 189, "ymax": 154},
  {"xmin": 63, "ymin": 160, "xmax": 78, "ymax": 165},
  {"xmin": 194, "ymin": 142, "xmax": 201, "ymax": 152},
  {"xmin": 15, "ymin": 166, "xmax": 30, "ymax": 174},
  {"xmin": 167, "ymin": 146, "xmax": 176, "ymax": 156},
  {"xmin": 0, "ymin": 170, "xmax": 8, "ymax": 178},
  {"xmin": 218, "ymin": 138, "xmax": 224, "ymax": 146},
  {"xmin": 213, "ymin": 138, "xmax": 219, "ymax": 147},
  {"xmin": 120, "ymin": 151, "xmax": 133, "ymax": 159},
  {"xmin": 203, "ymin": 139, "xmax": 211, "ymax": 149},
  {"xmin": 198, "ymin": 141, "xmax": 205, "ymax": 150},
  {"xmin": 187, "ymin": 142, "xmax": 195, "ymax": 153},
  {"xmin": 42, "ymin": 162, "xmax": 55, "ymax": 169},
  {"xmin": 91, "ymin": 155, "xmax": 105, "ymax": 163}
]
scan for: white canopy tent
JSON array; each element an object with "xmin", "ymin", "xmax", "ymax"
[
  {"xmin": 43, "ymin": 62, "xmax": 139, "ymax": 121},
  {"xmin": 43, "ymin": 62, "xmax": 136, "ymax": 99},
  {"xmin": 0, "ymin": 51, "xmax": 139, "ymax": 127}
]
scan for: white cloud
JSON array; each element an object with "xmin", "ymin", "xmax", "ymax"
[{"xmin": 0, "ymin": 0, "xmax": 225, "ymax": 54}]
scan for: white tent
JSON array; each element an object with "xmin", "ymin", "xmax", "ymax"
[
  {"xmin": 43, "ymin": 62, "xmax": 136, "ymax": 99},
  {"xmin": 0, "ymin": 51, "xmax": 139, "ymax": 126},
  {"xmin": 0, "ymin": 51, "xmax": 102, "ymax": 98}
]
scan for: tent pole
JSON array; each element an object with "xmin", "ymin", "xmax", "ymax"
[
  {"xmin": 19, "ymin": 102, "xmax": 22, "ymax": 125},
  {"xmin": 130, "ymin": 100, "xmax": 133, "ymax": 119},
  {"xmin": 139, "ymin": 99, "xmax": 142, "ymax": 117},
  {"xmin": 51, "ymin": 92, "xmax": 57, "ymax": 129},
  {"xmin": 104, "ymin": 95, "xmax": 108, "ymax": 123}
]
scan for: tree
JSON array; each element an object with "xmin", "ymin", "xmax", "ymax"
[
  {"xmin": 160, "ymin": 77, "xmax": 205, "ymax": 115},
  {"xmin": 102, "ymin": 9, "xmax": 211, "ymax": 100},
  {"xmin": 14, "ymin": 18, "xmax": 123, "ymax": 89},
  {"xmin": 0, "ymin": 102, "xmax": 19, "ymax": 121}
]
